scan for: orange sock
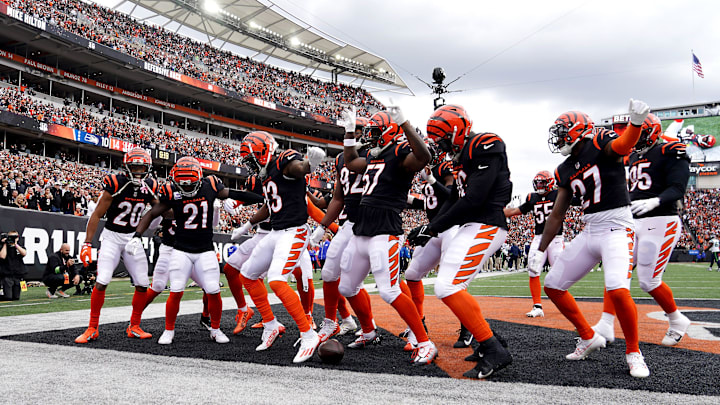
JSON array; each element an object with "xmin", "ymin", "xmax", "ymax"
[
  {"xmin": 130, "ymin": 289, "xmax": 147, "ymax": 326},
  {"xmin": 269, "ymin": 280, "xmax": 310, "ymax": 332},
  {"xmin": 89, "ymin": 288, "xmax": 105, "ymax": 329},
  {"xmin": 602, "ymin": 288, "xmax": 616, "ymax": 315},
  {"xmin": 165, "ymin": 291, "xmax": 183, "ymax": 331},
  {"xmin": 346, "ymin": 290, "xmax": 375, "ymax": 333},
  {"xmin": 545, "ymin": 287, "xmax": 593, "ymax": 340},
  {"xmin": 239, "ymin": 274, "xmax": 275, "ymax": 323},
  {"xmin": 441, "ymin": 291, "xmax": 493, "ymax": 342},
  {"xmin": 399, "ymin": 279, "xmax": 411, "ymax": 297},
  {"xmin": 323, "ymin": 280, "xmax": 341, "ymax": 322},
  {"xmin": 607, "ymin": 288, "xmax": 639, "ymax": 353},
  {"xmin": 406, "ymin": 280, "xmax": 425, "ymax": 318},
  {"xmin": 529, "ymin": 276, "xmax": 542, "ymax": 306},
  {"xmin": 144, "ymin": 289, "xmax": 161, "ymax": 309},
  {"xmin": 293, "ymin": 268, "xmax": 315, "ymax": 315},
  {"xmin": 337, "ymin": 295, "xmax": 352, "ymax": 320},
  {"xmin": 201, "ymin": 292, "xmax": 209, "ymax": 318},
  {"xmin": 648, "ymin": 282, "xmax": 678, "ymax": 314},
  {"xmin": 390, "ymin": 293, "xmax": 428, "ymax": 343},
  {"xmin": 223, "ymin": 263, "xmax": 247, "ymax": 310},
  {"xmin": 207, "ymin": 292, "xmax": 222, "ymax": 329}
]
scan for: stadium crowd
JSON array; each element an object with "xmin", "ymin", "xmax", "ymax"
[{"xmin": 9, "ymin": 0, "xmax": 385, "ymax": 121}]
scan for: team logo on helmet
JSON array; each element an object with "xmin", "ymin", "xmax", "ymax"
[
  {"xmin": 533, "ymin": 170, "xmax": 555, "ymax": 194},
  {"xmin": 548, "ymin": 111, "xmax": 594, "ymax": 156},
  {"xmin": 170, "ymin": 156, "xmax": 203, "ymax": 197},
  {"xmin": 364, "ymin": 111, "xmax": 403, "ymax": 154},
  {"xmin": 426, "ymin": 104, "xmax": 473, "ymax": 155},
  {"xmin": 123, "ymin": 147, "xmax": 152, "ymax": 185},
  {"xmin": 240, "ymin": 131, "xmax": 277, "ymax": 178}
]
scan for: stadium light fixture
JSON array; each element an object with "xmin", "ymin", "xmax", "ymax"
[
  {"xmin": 203, "ymin": 0, "xmax": 221, "ymax": 14},
  {"xmin": 290, "ymin": 37, "xmax": 301, "ymax": 47}
]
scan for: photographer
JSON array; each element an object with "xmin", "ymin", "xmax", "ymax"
[
  {"xmin": 0, "ymin": 230, "xmax": 27, "ymax": 301},
  {"xmin": 43, "ymin": 243, "xmax": 80, "ymax": 298}
]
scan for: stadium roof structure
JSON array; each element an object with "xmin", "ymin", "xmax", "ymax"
[{"xmin": 112, "ymin": 0, "xmax": 411, "ymax": 93}]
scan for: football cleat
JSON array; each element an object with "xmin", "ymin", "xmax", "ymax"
[
  {"xmin": 566, "ymin": 333, "xmax": 606, "ymax": 360},
  {"xmin": 404, "ymin": 342, "xmax": 417, "ymax": 352},
  {"xmin": 158, "ymin": 329, "xmax": 175, "ymax": 345},
  {"xmin": 412, "ymin": 341, "xmax": 438, "ymax": 365},
  {"xmin": 200, "ymin": 315, "xmax": 212, "ymax": 331},
  {"xmin": 338, "ymin": 317, "xmax": 358, "ymax": 336},
  {"xmin": 307, "ymin": 314, "xmax": 317, "ymax": 330},
  {"xmin": 74, "ymin": 327, "xmax": 99, "ymax": 344},
  {"xmin": 526, "ymin": 306, "xmax": 545, "ymax": 318},
  {"xmin": 210, "ymin": 328, "xmax": 230, "ymax": 344},
  {"xmin": 233, "ymin": 308, "xmax": 255, "ymax": 335},
  {"xmin": 398, "ymin": 328, "xmax": 411, "ymax": 339},
  {"xmin": 348, "ymin": 330, "xmax": 383, "ymax": 349},
  {"xmin": 591, "ymin": 321, "xmax": 615, "ymax": 345},
  {"xmin": 661, "ymin": 313, "xmax": 691, "ymax": 347},
  {"xmin": 293, "ymin": 330, "xmax": 320, "ymax": 363},
  {"xmin": 256, "ymin": 323, "xmax": 286, "ymax": 351},
  {"xmin": 463, "ymin": 336, "xmax": 512, "ymax": 379},
  {"xmin": 251, "ymin": 321, "xmax": 264, "ymax": 329},
  {"xmin": 626, "ymin": 351, "xmax": 650, "ymax": 378},
  {"xmin": 126, "ymin": 324, "xmax": 152, "ymax": 339},
  {"xmin": 464, "ymin": 332, "xmax": 509, "ymax": 362},
  {"xmin": 454, "ymin": 325, "xmax": 474, "ymax": 348},
  {"xmin": 317, "ymin": 319, "xmax": 340, "ymax": 344}
]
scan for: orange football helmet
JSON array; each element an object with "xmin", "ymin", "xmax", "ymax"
[
  {"xmin": 533, "ymin": 170, "xmax": 556, "ymax": 194},
  {"xmin": 426, "ymin": 104, "xmax": 473, "ymax": 154},
  {"xmin": 170, "ymin": 156, "xmax": 203, "ymax": 197},
  {"xmin": 363, "ymin": 111, "xmax": 403, "ymax": 151},
  {"xmin": 635, "ymin": 113, "xmax": 662, "ymax": 153},
  {"xmin": 427, "ymin": 140, "xmax": 447, "ymax": 167},
  {"xmin": 123, "ymin": 147, "xmax": 152, "ymax": 185},
  {"xmin": 549, "ymin": 111, "xmax": 594, "ymax": 156},
  {"xmin": 240, "ymin": 131, "xmax": 277, "ymax": 177}
]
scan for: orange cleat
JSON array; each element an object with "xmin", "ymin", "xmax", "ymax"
[
  {"xmin": 250, "ymin": 321, "xmax": 264, "ymax": 329},
  {"xmin": 233, "ymin": 307, "xmax": 255, "ymax": 335},
  {"xmin": 75, "ymin": 327, "xmax": 99, "ymax": 344},
  {"xmin": 307, "ymin": 314, "xmax": 317, "ymax": 330},
  {"xmin": 126, "ymin": 324, "xmax": 152, "ymax": 339}
]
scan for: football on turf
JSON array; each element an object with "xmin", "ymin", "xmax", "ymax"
[{"xmin": 317, "ymin": 339, "xmax": 344, "ymax": 364}]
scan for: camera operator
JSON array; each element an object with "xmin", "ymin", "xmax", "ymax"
[
  {"xmin": 43, "ymin": 243, "xmax": 80, "ymax": 298},
  {"xmin": 0, "ymin": 230, "xmax": 27, "ymax": 301}
]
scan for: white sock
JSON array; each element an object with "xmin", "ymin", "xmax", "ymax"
[
  {"xmin": 600, "ymin": 312, "xmax": 615, "ymax": 325},
  {"xmin": 265, "ymin": 319, "xmax": 280, "ymax": 329},
  {"xmin": 301, "ymin": 329, "xmax": 316, "ymax": 339},
  {"xmin": 667, "ymin": 310, "xmax": 683, "ymax": 321},
  {"xmin": 239, "ymin": 305, "xmax": 247, "ymax": 312},
  {"xmin": 342, "ymin": 316, "xmax": 354, "ymax": 323}
]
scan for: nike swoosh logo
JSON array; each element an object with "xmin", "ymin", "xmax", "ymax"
[
  {"xmin": 648, "ymin": 227, "xmax": 656, "ymax": 230},
  {"xmin": 464, "ymin": 337, "xmax": 473, "ymax": 346},
  {"xmin": 610, "ymin": 228, "xmax": 622, "ymax": 231},
  {"xmin": 483, "ymin": 144, "xmax": 493, "ymax": 149},
  {"xmin": 478, "ymin": 165, "xmax": 488, "ymax": 170}
]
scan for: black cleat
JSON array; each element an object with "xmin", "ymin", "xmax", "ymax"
[
  {"xmin": 463, "ymin": 336, "xmax": 512, "ymax": 379},
  {"xmin": 464, "ymin": 331, "xmax": 509, "ymax": 361},
  {"xmin": 454, "ymin": 324, "xmax": 475, "ymax": 348},
  {"xmin": 200, "ymin": 315, "xmax": 212, "ymax": 331}
]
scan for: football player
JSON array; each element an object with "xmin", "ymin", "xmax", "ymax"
[
  {"xmin": 408, "ymin": 104, "xmax": 513, "ymax": 379},
  {"xmin": 75, "ymin": 148, "xmax": 158, "ymax": 344},
  {"xmin": 529, "ymin": 99, "xmax": 651, "ymax": 378},
  {"xmin": 309, "ymin": 116, "xmax": 374, "ymax": 344},
  {"xmin": 338, "ymin": 105, "xmax": 438, "ymax": 365},
  {"xmin": 591, "ymin": 113, "xmax": 692, "ymax": 347},
  {"xmin": 504, "ymin": 170, "xmax": 565, "ymax": 318},
  {"xmin": 232, "ymin": 131, "xmax": 326, "ymax": 363},
  {"xmin": 131, "ymin": 157, "xmax": 263, "ymax": 345},
  {"xmin": 708, "ymin": 235, "xmax": 720, "ymax": 271}
]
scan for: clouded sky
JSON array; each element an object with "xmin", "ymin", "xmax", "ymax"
[{"xmin": 98, "ymin": 0, "xmax": 720, "ymax": 195}]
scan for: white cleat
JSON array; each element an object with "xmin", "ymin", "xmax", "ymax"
[
  {"xmin": 317, "ymin": 319, "xmax": 340, "ymax": 343},
  {"xmin": 626, "ymin": 352, "xmax": 650, "ymax": 378},
  {"xmin": 256, "ymin": 323, "xmax": 285, "ymax": 351},
  {"xmin": 566, "ymin": 333, "xmax": 606, "ymax": 360},
  {"xmin": 526, "ymin": 306, "xmax": 544, "ymax": 318},
  {"xmin": 338, "ymin": 317, "xmax": 358, "ymax": 336},
  {"xmin": 591, "ymin": 322, "xmax": 615, "ymax": 345},
  {"xmin": 662, "ymin": 313, "xmax": 691, "ymax": 347},
  {"xmin": 210, "ymin": 328, "xmax": 230, "ymax": 344},
  {"xmin": 293, "ymin": 330, "xmax": 320, "ymax": 363},
  {"xmin": 158, "ymin": 329, "xmax": 175, "ymax": 345},
  {"xmin": 413, "ymin": 341, "xmax": 438, "ymax": 365}
]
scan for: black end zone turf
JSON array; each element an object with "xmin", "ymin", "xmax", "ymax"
[{"xmin": 0, "ymin": 304, "xmax": 449, "ymax": 378}]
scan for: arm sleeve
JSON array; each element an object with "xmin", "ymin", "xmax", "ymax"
[
  {"xmin": 518, "ymin": 196, "xmax": 533, "ymax": 214},
  {"xmin": 227, "ymin": 189, "xmax": 264, "ymax": 204},
  {"xmin": 408, "ymin": 197, "xmax": 425, "ymax": 210},
  {"xmin": 658, "ymin": 158, "xmax": 690, "ymax": 204},
  {"xmin": 430, "ymin": 181, "xmax": 451, "ymax": 200},
  {"xmin": 610, "ymin": 124, "xmax": 641, "ymax": 155}
]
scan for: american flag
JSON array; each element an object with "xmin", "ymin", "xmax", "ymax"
[{"xmin": 693, "ymin": 53, "xmax": 704, "ymax": 78}]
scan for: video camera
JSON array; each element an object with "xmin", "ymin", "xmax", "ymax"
[{"xmin": 0, "ymin": 232, "xmax": 17, "ymax": 245}]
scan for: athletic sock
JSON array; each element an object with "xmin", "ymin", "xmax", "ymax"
[
  {"xmin": 390, "ymin": 293, "xmax": 429, "ymax": 343},
  {"xmin": 399, "ymin": 279, "xmax": 411, "ymax": 298},
  {"xmin": 406, "ymin": 280, "xmax": 425, "ymax": 318},
  {"xmin": 607, "ymin": 288, "xmax": 639, "ymax": 353},
  {"xmin": 648, "ymin": 282, "xmax": 678, "ymax": 314},
  {"xmin": 223, "ymin": 263, "xmax": 247, "ymax": 310},
  {"xmin": 269, "ymin": 280, "xmax": 310, "ymax": 333},
  {"xmin": 322, "ymin": 279, "xmax": 341, "ymax": 323},
  {"xmin": 346, "ymin": 291, "xmax": 375, "ymax": 333},
  {"xmin": 529, "ymin": 276, "xmax": 542, "ymax": 306},
  {"xmin": 440, "ymin": 290, "xmax": 493, "ymax": 342},
  {"xmin": 207, "ymin": 292, "xmax": 223, "ymax": 329},
  {"xmin": 239, "ymin": 274, "xmax": 275, "ymax": 323},
  {"xmin": 602, "ymin": 288, "xmax": 616, "ymax": 316},
  {"xmin": 129, "ymin": 289, "xmax": 147, "ymax": 326},
  {"xmin": 337, "ymin": 295, "xmax": 352, "ymax": 320},
  {"xmin": 88, "ymin": 288, "xmax": 106, "ymax": 329},
  {"xmin": 201, "ymin": 292, "xmax": 209, "ymax": 318},
  {"xmin": 144, "ymin": 289, "xmax": 161, "ymax": 309},
  {"xmin": 545, "ymin": 287, "xmax": 593, "ymax": 340},
  {"xmin": 165, "ymin": 291, "xmax": 183, "ymax": 331}
]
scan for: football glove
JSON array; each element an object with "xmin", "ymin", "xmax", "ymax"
[
  {"xmin": 79, "ymin": 242, "xmax": 92, "ymax": 267},
  {"xmin": 630, "ymin": 197, "xmax": 660, "ymax": 216},
  {"xmin": 341, "ymin": 106, "xmax": 357, "ymax": 133},
  {"xmin": 223, "ymin": 199, "xmax": 242, "ymax": 216},
  {"xmin": 420, "ymin": 168, "xmax": 436, "ymax": 185},
  {"xmin": 407, "ymin": 225, "xmax": 436, "ymax": 247},
  {"xmin": 628, "ymin": 98, "xmax": 650, "ymax": 126},
  {"xmin": 386, "ymin": 99, "xmax": 406, "ymax": 125},
  {"xmin": 309, "ymin": 226, "xmax": 325, "ymax": 247},
  {"xmin": 307, "ymin": 146, "xmax": 326, "ymax": 173},
  {"xmin": 231, "ymin": 221, "xmax": 253, "ymax": 241},
  {"xmin": 124, "ymin": 237, "xmax": 144, "ymax": 256},
  {"xmin": 527, "ymin": 250, "xmax": 545, "ymax": 274}
]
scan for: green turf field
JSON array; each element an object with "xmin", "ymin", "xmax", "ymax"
[{"xmin": 1, "ymin": 263, "xmax": 718, "ymax": 317}]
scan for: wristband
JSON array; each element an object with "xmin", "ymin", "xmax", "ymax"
[
  {"xmin": 133, "ymin": 232, "xmax": 142, "ymax": 239},
  {"xmin": 344, "ymin": 138, "xmax": 357, "ymax": 147}
]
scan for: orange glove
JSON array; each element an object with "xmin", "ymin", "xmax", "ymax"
[{"xmin": 80, "ymin": 242, "xmax": 93, "ymax": 267}]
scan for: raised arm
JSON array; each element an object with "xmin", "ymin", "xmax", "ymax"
[{"xmin": 604, "ymin": 99, "xmax": 649, "ymax": 158}]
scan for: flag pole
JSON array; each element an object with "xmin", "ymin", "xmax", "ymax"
[{"xmin": 692, "ymin": 49, "xmax": 695, "ymax": 100}]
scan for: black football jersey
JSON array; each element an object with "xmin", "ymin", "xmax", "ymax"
[
  {"xmin": 424, "ymin": 160, "xmax": 454, "ymax": 221},
  {"xmin": 519, "ymin": 189, "xmax": 562, "ymax": 235},
  {"xmin": 245, "ymin": 176, "xmax": 271, "ymax": 231},
  {"xmin": 159, "ymin": 176, "xmax": 224, "ymax": 253},
  {"xmin": 336, "ymin": 149, "xmax": 368, "ymax": 224},
  {"xmin": 263, "ymin": 150, "xmax": 308, "ymax": 230},
  {"xmin": 555, "ymin": 128, "xmax": 630, "ymax": 215},
  {"xmin": 103, "ymin": 174, "xmax": 158, "ymax": 234},
  {"xmin": 160, "ymin": 217, "xmax": 176, "ymax": 247},
  {"xmin": 354, "ymin": 142, "xmax": 415, "ymax": 236},
  {"xmin": 628, "ymin": 141, "xmax": 690, "ymax": 218}
]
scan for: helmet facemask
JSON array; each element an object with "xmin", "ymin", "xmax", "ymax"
[{"xmin": 125, "ymin": 162, "xmax": 150, "ymax": 186}]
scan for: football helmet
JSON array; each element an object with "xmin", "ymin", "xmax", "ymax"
[
  {"xmin": 426, "ymin": 104, "xmax": 473, "ymax": 154},
  {"xmin": 698, "ymin": 134, "xmax": 716, "ymax": 149},
  {"xmin": 363, "ymin": 111, "xmax": 403, "ymax": 153},
  {"xmin": 532, "ymin": 170, "xmax": 555, "ymax": 194},
  {"xmin": 548, "ymin": 111, "xmax": 594, "ymax": 156},
  {"xmin": 170, "ymin": 156, "xmax": 203, "ymax": 197},
  {"xmin": 240, "ymin": 131, "xmax": 277, "ymax": 177},
  {"xmin": 427, "ymin": 140, "xmax": 447, "ymax": 167},
  {"xmin": 635, "ymin": 113, "xmax": 662, "ymax": 154},
  {"xmin": 123, "ymin": 147, "xmax": 152, "ymax": 185}
]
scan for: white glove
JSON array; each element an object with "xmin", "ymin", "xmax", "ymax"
[
  {"xmin": 231, "ymin": 221, "xmax": 253, "ymax": 241},
  {"xmin": 223, "ymin": 199, "xmax": 242, "ymax": 216},
  {"xmin": 527, "ymin": 250, "xmax": 545, "ymax": 274},
  {"xmin": 386, "ymin": 102, "xmax": 406, "ymax": 125},
  {"xmin": 307, "ymin": 146, "xmax": 326, "ymax": 172},
  {"xmin": 340, "ymin": 106, "xmax": 357, "ymax": 133},
  {"xmin": 309, "ymin": 226, "xmax": 325, "ymax": 247},
  {"xmin": 124, "ymin": 237, "xmax": 144, "ymax": 256},
  {"xmin": 420, "ymin": 168, "xmax": 436, "ymax": 185},
  {"xmin": 630, "ymin": 197, "xmax": 660, "ymax": 216},
  {"xmin": 628, "ymin": 98, "xmax": 650, "ymax": 126}
]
